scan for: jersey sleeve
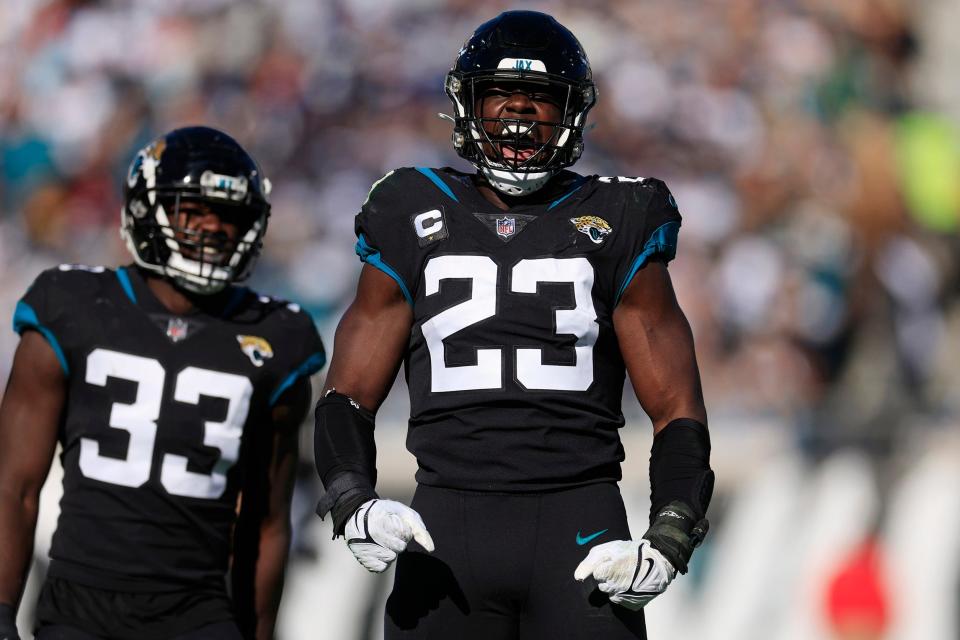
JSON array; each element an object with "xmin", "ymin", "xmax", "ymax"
[
  {"xmin": 611, "ymin": 178, "xmax": 682, "ymax": 304},
  {"xmin": 354, "ymin": 169, "xmax": 420, "ymax": 305},
  {"xmin": 12, "ymin": 267, "xmax": 73, "ymax": 374},
  {"xmin": 268, "ymin": 306, "xmax": 326, "ymax": 407}
]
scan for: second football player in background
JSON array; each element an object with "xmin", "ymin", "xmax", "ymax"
[{"xmin": 0, "ymin": 127, "xmax": 324, "ymax": 640}]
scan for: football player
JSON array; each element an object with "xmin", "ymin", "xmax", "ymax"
[
  {"xmin": 0, "ymin": 127, "xmax": 325, "ymax": 640},
  {"xmin": 314, "ymin": 10, "xmax": 713, "ymax": 639}
]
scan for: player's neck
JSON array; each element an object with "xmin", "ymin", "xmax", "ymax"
[
  {"xmin": 475, "ymin": 181, "xmax": 515, "ymax": 211},
  {"xmin": 473, "ymin": 172, "xmax": 569, "ymax": 210},
  {"xmin": 142, "ymin": 272, "xmax": 197, "ymax": 316}
]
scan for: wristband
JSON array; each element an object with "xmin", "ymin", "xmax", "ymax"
[{"xmin": 314, "ymin": 391, "xmax": 380, "ymax": 536}]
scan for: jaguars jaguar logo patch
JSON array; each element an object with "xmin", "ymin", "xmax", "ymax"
[
  {"xmin": 571, "ymin": 216, "xmax": 613, "ymax": 244},
  {"xmin": 237, "ymin": 335, "xmax": 274, "ymax": 367}
]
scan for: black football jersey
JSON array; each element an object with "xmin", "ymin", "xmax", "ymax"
[
  {"xmin": 12, "ymin": 265, "xmax": 325, "ymax": 591},
  {"xmin": 355, "ymin": 167, "xmax": 682, "ymax": 492}
]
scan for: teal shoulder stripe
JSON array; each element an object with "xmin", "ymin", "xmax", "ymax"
[
  {"xmin": 269, "ymin": 351, "xmax": 327, "ymax": 406},
  {"xmin": 116, "ymin": 267, "xmax": 137, "ymax": 304},
  {"xmin": 616, "ymin": 220, "xmax": 681, "ymax": 303},
  {"xmin": 12, "ymin": 301, "xmax": 70, "ymax": 375},
  {"xmin": 547, "ymin": 176, "xmax": 589, "ymax": 211},
  {"xmin": 415, "ymin": 167, "xmax": 459, "ymax": 203},
  {"xmin": 355, "ymin": 234, "xmax": 413, "ymax": 305}
]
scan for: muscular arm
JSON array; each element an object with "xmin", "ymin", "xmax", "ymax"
[
  {"xmin": 0, "ymin": 332, "xmax": 65, "ymax": 608},
  {"xmin": 232, "ymin": 377, "xmax": 310, "ymax": 640},
  {"xmin": 577, "ymin": 261, "xmax": 712, "ymax": 592},
  {"xmin": 613, "ymin": 262, "xmax": 706, "ymax": 433},
  {"xmin": 322, "ymin": 264, "xmax": 413, "ymax": 408},
  {"xmin": 312, "ymin": 264, "xmax": 413, "ymax": 534}
]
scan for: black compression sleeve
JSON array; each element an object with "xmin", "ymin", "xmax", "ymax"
[
  {"xmin": 648, "ymin": 418, "xmax": 714, "ymax": 522},
  {"xmin": 0, "ymin": 603, "xmax": 19, "ymax": 640},
  {"xmin": 313, "ymin": 392, "xmax": 379, "ymax": 536}
]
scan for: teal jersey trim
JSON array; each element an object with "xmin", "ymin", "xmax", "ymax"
[
  {"xmin": 116, "ymin": 267, "xmax": 137, "ymax": 304},
  {"xmin": 616, "ymin": 220, "xmax": 681, "ymax": 303},
  {"xmin": 415, "ymin": 167, "xmax": 459, "ymax": 203},
  {"xmin": 355, "ymin": 234, "xmax": 413, "ymax": 305},
  {"xmin": 269, "ymin": 351, "xmax": 327, "ymax": 407},
  {"xmin": 547, "ymin": 176, "xmax": 588, "ymax": 211},
  {"xmin": 12, "ymin": 300, "xmax": 70, "ymax": 375}
]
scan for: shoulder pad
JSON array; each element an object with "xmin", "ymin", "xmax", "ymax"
[
  {"xmin": 241, "ymin": 290, "xmax": 313, "ymax": 325},
  {"xmin": 56, "ymin": 263, "xmax": 109, "ymax": 273},
  {"xmin": 31, "ymin": 264, "xmax": 113, "ymax": 296},
  {"xmin": 596, "ymin": 175, "xmax": 648, "ymax": 185},
  {"xmin": 362, "ymin": 168, "xmax": 419, "ymax": 205},
  {"xmin": 363, "ymin": 167, "xmax": 462, "ymax": 211},
  {"xmin": 596, "ymin": 176, "xmax": 677, "ymax": 210},
  {"xmin": 636, "ymin": 177, "xmax": 678, "ymax": 208}
]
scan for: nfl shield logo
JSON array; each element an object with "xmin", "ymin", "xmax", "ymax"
[
  {"xmin": 166, "ymin": 317, "xmax": 189, "ymax": 342},
  {"xmin": 496, "ymin": 216, "xmax": 516, "ymax": 238}
]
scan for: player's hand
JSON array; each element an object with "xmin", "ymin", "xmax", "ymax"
[
  {"xmin": 574, "ymin": 539, "xmax": 676, "ymax": 610},
  {"xmin": 344, "ymin": 498, "xmax": 435, "ymax": 573}
]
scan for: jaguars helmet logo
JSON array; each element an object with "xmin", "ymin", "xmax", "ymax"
[
  {"xmin": 571, "ymin": 216, "xmax": 613, "ymax": 244},
  {"xmin": 237, "ymin": 335, "xmax": 274, "ymax": 367}
]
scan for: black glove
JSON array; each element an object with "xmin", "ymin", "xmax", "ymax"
[
  {"xmin": 0, "ymin": 603, "xmax": 20, "ymax": 640},
  {"xmin": 642, "ymin": 500, "xmax": 709, "ymax": 574}
]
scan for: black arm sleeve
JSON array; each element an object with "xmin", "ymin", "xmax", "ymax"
[
  {"xmin": 643, "ymin": 418, "xmax": 714, "ymax": 574},
  {"xmin": 313, "ymin": 392, "xmax": 379, "ymax": 536},
  {"xmin": 649, "ymin": 418, "xmax": 713, "ymax": 521}
]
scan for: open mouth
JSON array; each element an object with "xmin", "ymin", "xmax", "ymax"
[
  {"xmin": 201, "ymin": 245, "xmax": 227, "ymax": 262},
  {"xmin": 495, "ymin": 122, "xmax": 539, "ymax": 162},
  {"xmin": 173, "ymin": 232, "xmax": 235, "ymax": 265},
  {"xmin": 178, "ymin": 244, "xmax": 228, "ymax": 264}
]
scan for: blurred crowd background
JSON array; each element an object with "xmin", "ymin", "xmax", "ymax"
[{"xmin": 2, "ymin": 0, "xmax": 960, "ymax": 638}]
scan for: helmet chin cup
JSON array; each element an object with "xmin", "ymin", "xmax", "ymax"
[
  {"xmin": 170, "ymin": 271, "xmax": 230, "ymax": 295},
  {"xmin": 481, "ymin": 166, "xmax": 554, "ymax": 196}
]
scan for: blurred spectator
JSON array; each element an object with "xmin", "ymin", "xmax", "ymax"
[
  {"xmin": 4, "ymin": 3, "xmax": 960, "ymax": 639},
  {"xmin": 1, "ymin": 0, "xmax": 958, "ymax": 450}
]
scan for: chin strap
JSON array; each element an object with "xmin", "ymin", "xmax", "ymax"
[{"xmin": 480, "ymin": 165, "xmax": 554, "ymax": 196}]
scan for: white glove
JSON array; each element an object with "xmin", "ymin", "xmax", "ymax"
[
  {"xmin": 344, "ymin": 498, "xmax": 435, "ymax": 573},
  {"xmin": 574, "ymin": 539, "xmax": 677, "ymax": 610}
]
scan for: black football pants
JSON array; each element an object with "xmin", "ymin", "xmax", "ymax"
[
  {"xmin": 34, "ymin": 622, "xmax": 242, "ymax": 640},
  {"xmin": 34, "ymin": 577, "xmax": 241, "ymax": 640},
  {"xmin": 384, "ymin": 482, "xmax": 647, "ymax": 639}
]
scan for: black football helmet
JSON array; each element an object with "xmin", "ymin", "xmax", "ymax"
[
  {"xmin": 445, "ymin": 11, "xmax": 597, "ymax": 196},
  {"xmin": 121, "ymin": 126, "xmax": 271, "ymax": 294}
]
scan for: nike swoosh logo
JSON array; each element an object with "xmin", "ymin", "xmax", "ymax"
[
  {"xmin": 576, "ymin": 529, "xmax": 609, "ymax": 545},
  {"xmin": 632, "ymin": 557, "xmax": 655, "ymax": 591}
]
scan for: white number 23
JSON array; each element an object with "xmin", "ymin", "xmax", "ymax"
[{"xmin": 421, "ymin": 256, "xmax": 598, "ymax": 392}]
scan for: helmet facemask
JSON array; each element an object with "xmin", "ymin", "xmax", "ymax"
[
  {"xmin": 123, "ymin": 193, "xmax": 267, "ymax": 295},
  {"xmin": 446, "ymin": 69, "xmax": 596, "ymax": 196},
  {"xmin": 121, "ymin": 127, "xmax": 272, "ymax": 296}
]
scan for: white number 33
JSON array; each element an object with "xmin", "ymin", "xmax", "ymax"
[{"xmin": 79, "ymin": 348, "xmax": 253, "ymax": 499}]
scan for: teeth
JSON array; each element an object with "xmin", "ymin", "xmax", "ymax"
[
  {"xmin": 202, "ymin": 247, "xmax": 221, "ymax": 255},
  {"xmin": 502, "ymin": 123, "xmax": 535, "ymax": 139}
]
